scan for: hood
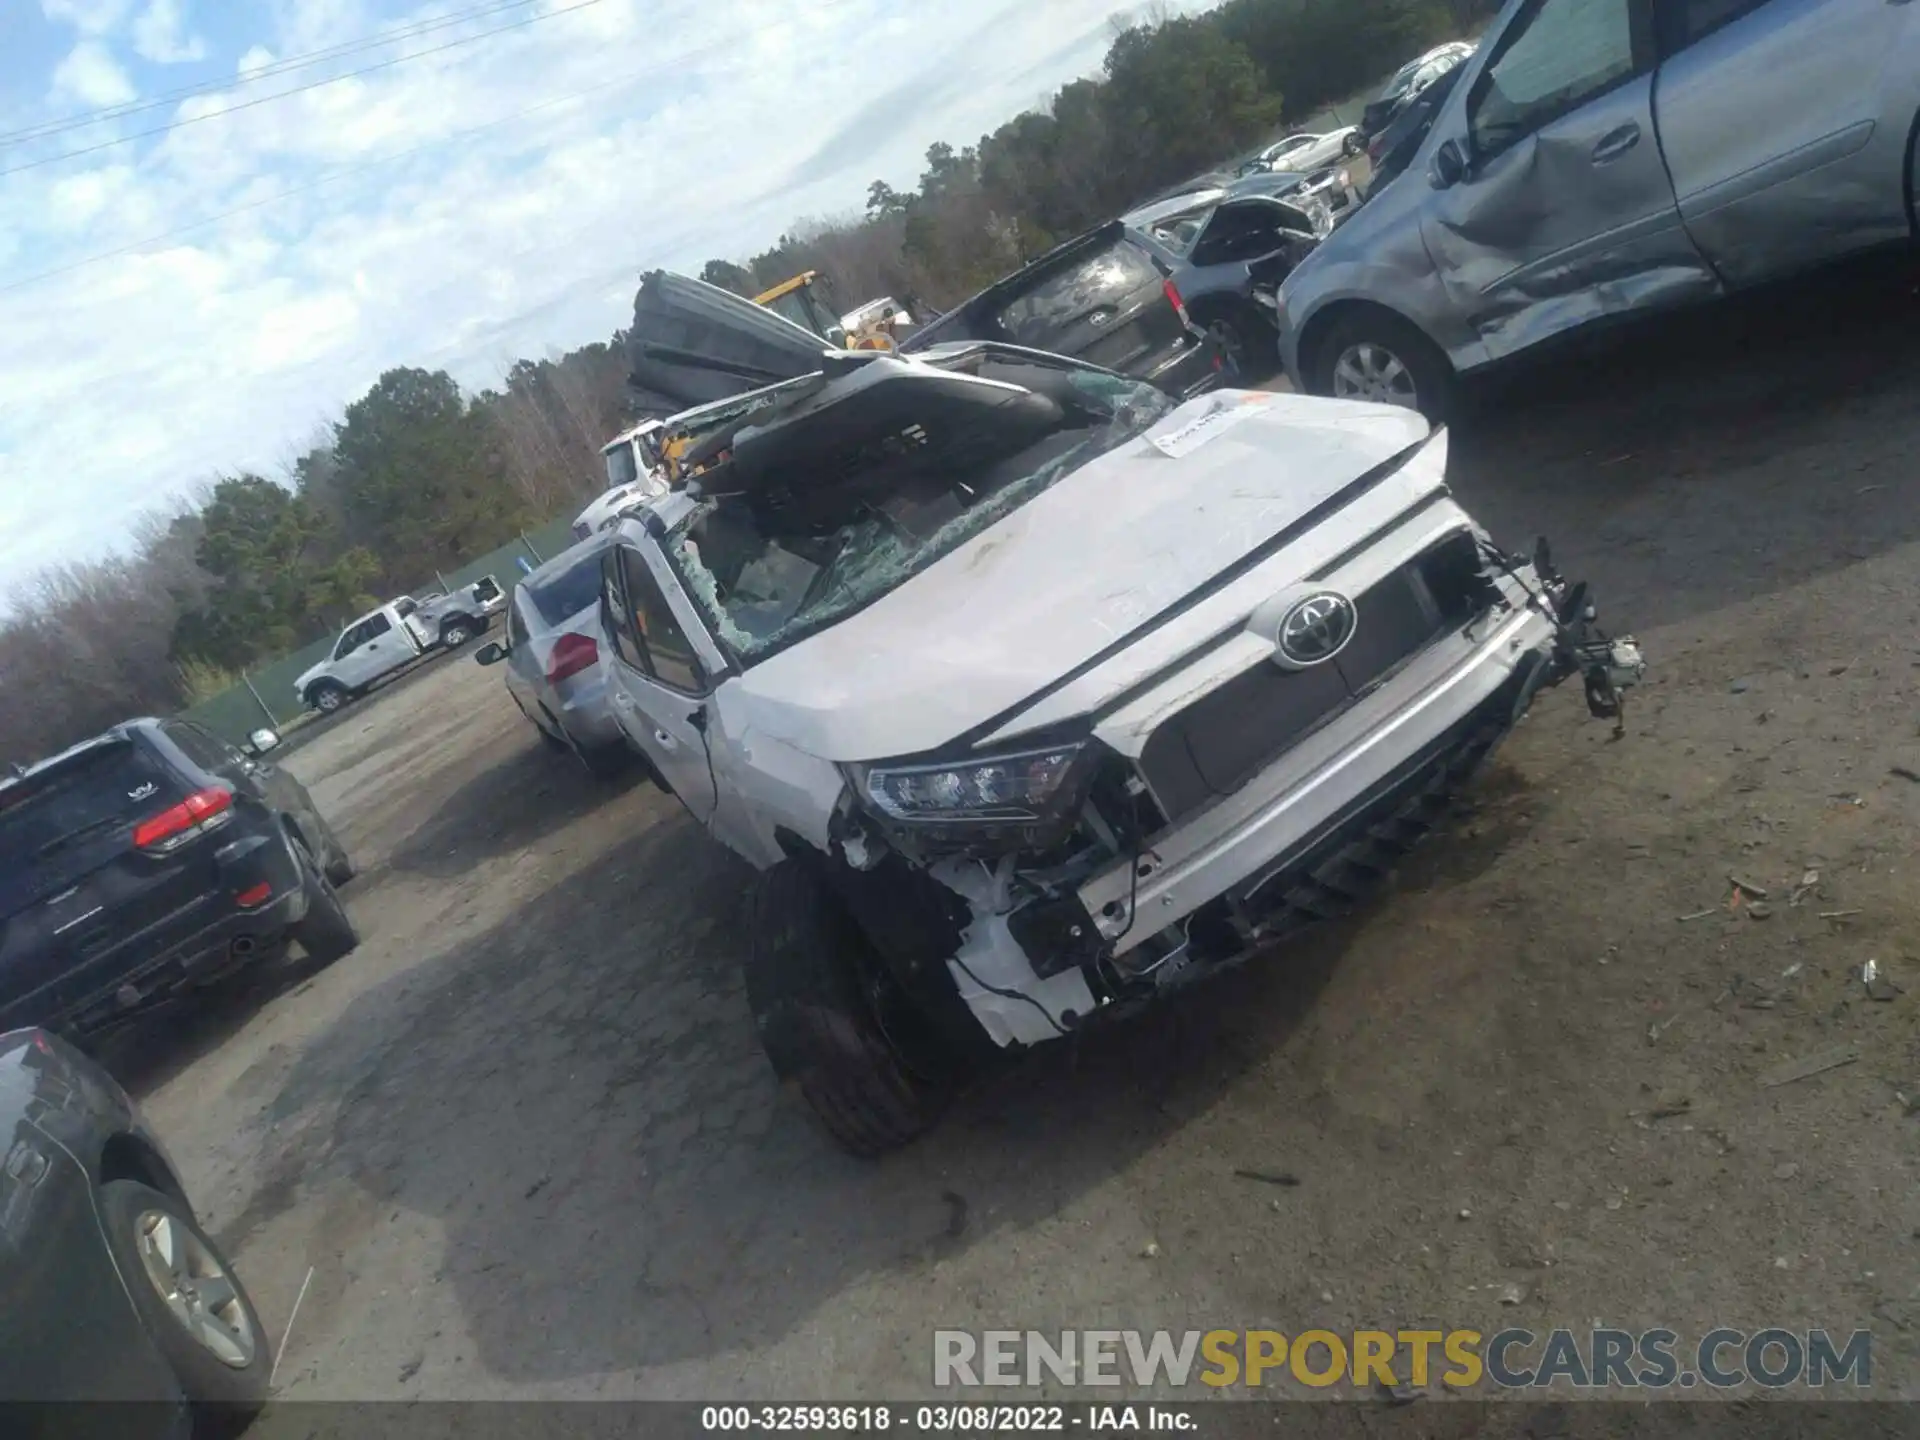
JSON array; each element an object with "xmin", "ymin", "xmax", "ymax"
[
  {"xmin": 625, "ymin": 270, "xmax": 829, "ymax": 412},
  {"xmin": 726, "ymin": 391, "xmax": 1433, "ymax": 762}
]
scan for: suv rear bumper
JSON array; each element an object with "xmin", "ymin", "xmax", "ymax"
[
  {"xmin": 1148, "ymin": 335, "xmax": 1225, "ymax": 399},
  {"xmin": 0, "ymin": 831, "xmax": 311, "ymax": 1036}
]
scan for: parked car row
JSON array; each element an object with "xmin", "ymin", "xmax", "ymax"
[
  {"xmin": 1279, "ymin": 0, "xmax": 1920, "ymax": 419},
  {"xmin": 0, "ymin": 711, "xmax": 364, "ymax": 1425}
]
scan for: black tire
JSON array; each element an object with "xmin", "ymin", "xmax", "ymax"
[
  {"xmin": 289, "ymin": 836, "xmax": 358, "ymax": 966},
  {"xmin": 744, "ymin": 861, "xmax": 950, "ymax": 1158},
  {"xmin": 96, "ymin": 1180, "xmax": 269, "ymax": 1426},
  {"xmin": 1306, "ymin": 308, "xmax": 1456, "ymax": 423},
  {"xmin": 441, "ymin": 619, "xmax": 475, "ymax": 648},
  {"xmin": 1194, "ymin": 301, "xmax": 1276, "ymax": 383},
  {"xmin": 576, "ymin": 740, "xmax": 634, "ymax": 781},
  {"xmin": 306, "ymin": 682, "xmax": 348, "ymax": 715},
  {"xmin": 322, "ymin": 830, "xmax": 356, "ymax": 888}
]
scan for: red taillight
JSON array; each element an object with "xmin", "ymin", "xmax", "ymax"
[
  {"xmin": 1163, "ymin": 277, "xmax": 1191, "ymax": 327},
  {"xmin": 133, "ymin": 787, "xmax": 233, "ymax": 853},
  {"xmin": 545, "ymin": 632, "xmax": 599, "ymax": 685},
  {"xmin": 234, "ymin": 882, "xmax": 273, "ymax": 908}
]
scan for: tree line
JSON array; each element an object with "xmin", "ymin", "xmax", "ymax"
[
  {"xmin": 0, "ymin": 344, "xmax": 629, "ymax": 765},
  {"xmin": 0, "ymin": 0, "xmax": 1493, "ymax": 765},
  {"xmin": 698, "ymin": 0, "xmax": 1494, "ymax": 312}
]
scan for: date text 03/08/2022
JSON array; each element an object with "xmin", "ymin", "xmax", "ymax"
[{"xmin": 701, "ymin": 1405, "xmax": 1192, "ymax": 1432}]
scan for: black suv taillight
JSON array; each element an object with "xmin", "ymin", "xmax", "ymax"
[{"xmin": 132, "ymin": 787, "xmax": 233, "ymax": 854}]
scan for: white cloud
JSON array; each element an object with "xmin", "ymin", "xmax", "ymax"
[
  {"xmin": 132, "ymin": 0, "xmax": 208, "ymax": 64},
  {"xmin": 39, "ymin": 0, "xmax": 135, "ymax": 36},
  {"xmin": 0, "ymin": 0, "xmax": 1224, "ymax": 580},
  {"xmin": 49, "ymin": 40, "xmax": 136, "ymax": 107}
]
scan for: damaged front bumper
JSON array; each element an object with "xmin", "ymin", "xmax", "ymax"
[{"xmin": 945, "ymin": 557, "xmax": 1645, "ymax": 1047}]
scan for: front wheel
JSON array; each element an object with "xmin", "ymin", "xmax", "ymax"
[
  {"xmin": 322, "ymin": 827, "xmax": 356, "ymax": 888},
  {"xmin": 744, "ymin": 861, "xmax": 951, "ymax": 1157},
  {"xmin": 1307, "ymin": 309, "xmax": 1455, "ymax": 423},
  {"xmin": 290, "ymin": 836, "xmax": 358, "ymax": 966},
  {"xmin": 98, "ymin": 1180, "xmax": 269, "ymax": 1425},
  {"xmin": 307, "ymin": 682, "xmax": 347, "ymax": 715}
]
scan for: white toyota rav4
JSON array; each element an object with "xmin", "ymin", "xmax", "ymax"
[{"xmin": 596, "ymin": 345, "xmax": 1644, "ymax": 1155}]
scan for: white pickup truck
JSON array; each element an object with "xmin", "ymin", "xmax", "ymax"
[
  {"xmin": 295, "ymin": 579, "xmax": 504, "ymax": 714},
  {"xmin": 593, "ymin": 345, "xmax": 1645, "ymax": 1155}
]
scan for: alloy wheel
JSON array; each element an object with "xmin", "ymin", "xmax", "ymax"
[
  {"xmin": 133, "ymin": 1209, "xmax": 257, "ymax": 1369},
  {"xmin": 1331, "ymin": 341, "xmax": 1419, "ymax": 410}
]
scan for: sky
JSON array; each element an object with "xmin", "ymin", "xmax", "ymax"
[{"xmin": 0, "ymin": 0, "xmax": 1215, "ymax": 581}]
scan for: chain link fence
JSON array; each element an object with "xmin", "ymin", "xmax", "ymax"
[{"xmin": 179, "ymin": 516, "xmax": 580, "ymax": 746}]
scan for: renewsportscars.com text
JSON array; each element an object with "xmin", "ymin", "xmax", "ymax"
[{"xmin": 934, "ymin": 1327, "xmax": 1872, "ymax": 1391}]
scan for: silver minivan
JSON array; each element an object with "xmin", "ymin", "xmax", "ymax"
[{"xmin": 1279, "ymin": 0, "xmax": 1920, "ymax": 418}]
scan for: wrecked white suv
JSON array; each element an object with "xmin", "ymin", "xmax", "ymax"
[{"xmin": 597, "ymin": 345, "xmax": 1644, "ymax": 1155}]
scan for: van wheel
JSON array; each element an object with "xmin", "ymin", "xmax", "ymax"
[
  {"xmin": 307, "ymin": 682, "xmax": 348, "ymax": 715},
  {"xmin": 744, "ymin": 861, "xmax": 950, "ymax": 1157},
  {"xmin": 1308, "ymin": 309, "xmax": 1455, "ymax": 423},
  {"xmin": 290, "ymin": 837, "xmax": 358, "ymax": 966},
  {"xmin": 98, "ymin": 1180, "xmax": 269, "ymax": 1428}
]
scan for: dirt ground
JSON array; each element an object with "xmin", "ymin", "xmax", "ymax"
[{"xmin": 118, "ymin": 256, "xmax": 1920, "ymax": 1407}]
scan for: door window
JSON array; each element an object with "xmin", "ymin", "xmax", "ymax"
[
  {"xmin": 163, "ymin": 723, "xmax": 229, "ymax": 774},
  {"xmin": 1662, "ymin": 0, "xmax": 1769, "ymax": 50},
  {"xmin": 333, "ymin": 622, "xmax": 365, "ymax": 660},
  {"xmin": 617, "ymin": 549, "xmax": 707, "ymax": 694},
  {"xmin": 601, "ymin": 551, "xmax": 648, "ymax": 674},
  {"xmin": 1468, "ymin": 0, "xmax": 1640, "ymax": 158},
  {"xmin": 362, "ymin": 612, "xmax": 393, "ymax": 640}
]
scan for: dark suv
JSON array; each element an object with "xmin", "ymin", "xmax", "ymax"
[
  {"xmin": 0, "ymin": 719, "xmax": 357, "ymax": 1042},
  {"xmin": 900, "ymin": 221, "xmax": 1223, "ymax": 396}
]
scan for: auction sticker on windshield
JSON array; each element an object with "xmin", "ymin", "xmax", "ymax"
[{"xmin": 1145, "ymin": 392, "xmax": 1275, "ymax": 459}]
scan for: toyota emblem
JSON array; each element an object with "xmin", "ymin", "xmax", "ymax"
[{"xmin": 1275, "ymin": 591, "xmax": 1357, "ymax": 668}]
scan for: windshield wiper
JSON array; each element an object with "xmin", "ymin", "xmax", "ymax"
[{"xmin": 34, "ymin": 815, "xmax": 125, "ymax": 857}]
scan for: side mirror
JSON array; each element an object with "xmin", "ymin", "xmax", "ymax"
[
  {"xmin": 1430, "ymin": 139, "xmax": 1467, "ymax": 189},
  {"xmin": 474, "ymin": 642, "xmax": 507, "ymax": 666},
  {"xmin": 248, "ymin": 728, "xmax": 281, "ymax": 755}
]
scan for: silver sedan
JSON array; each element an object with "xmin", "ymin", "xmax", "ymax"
[
  {"xmin": 475, "ymin": 533, "xmax": 631, "ymax": 776},
  {"xmin": 1279, "ymin": 0, "xmax": 1920, "ymax": 419},
  {"xmin": 1244, "ymin": 127, "xmax": 1364, "ymax": 175}
]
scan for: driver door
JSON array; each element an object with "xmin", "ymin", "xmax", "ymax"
[
  {"xmin": 1419, "ymin": 0, "xmax": 1715, "ymax": 361},
  {"xmin": 601, "ymin": 544, "xmax": 717, "ymax": 825},
  {"xmin": 335, "ymin": 611, "xmax": 407, "ymax": 687}
]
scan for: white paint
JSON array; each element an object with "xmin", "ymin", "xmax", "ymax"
[
  {"xmin": 727, "ymin": 390, "xmax": 1432, "ymax": 762},
  {"xmin": 1143, "ymin": 390, "xmax": 1277, "ymax": 458}
]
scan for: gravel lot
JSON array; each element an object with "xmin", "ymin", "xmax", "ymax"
[{"xmin": 116, "ymin": 257, "xmax": 1920, "ymax": 1408}]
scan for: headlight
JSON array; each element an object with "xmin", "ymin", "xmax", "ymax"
[{"xmin": 858, "ymin": 743, "xmax": 1088, "ymax": 823}]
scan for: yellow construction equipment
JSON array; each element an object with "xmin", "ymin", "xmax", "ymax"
[{"xmin": 752, "ymin": 272, "xmax": 908, "ymax": 350}]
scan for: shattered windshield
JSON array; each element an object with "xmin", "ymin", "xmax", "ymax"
[{"xmin": 662, "ymin": 358, "xmax": 1176, "ymax": 664}]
